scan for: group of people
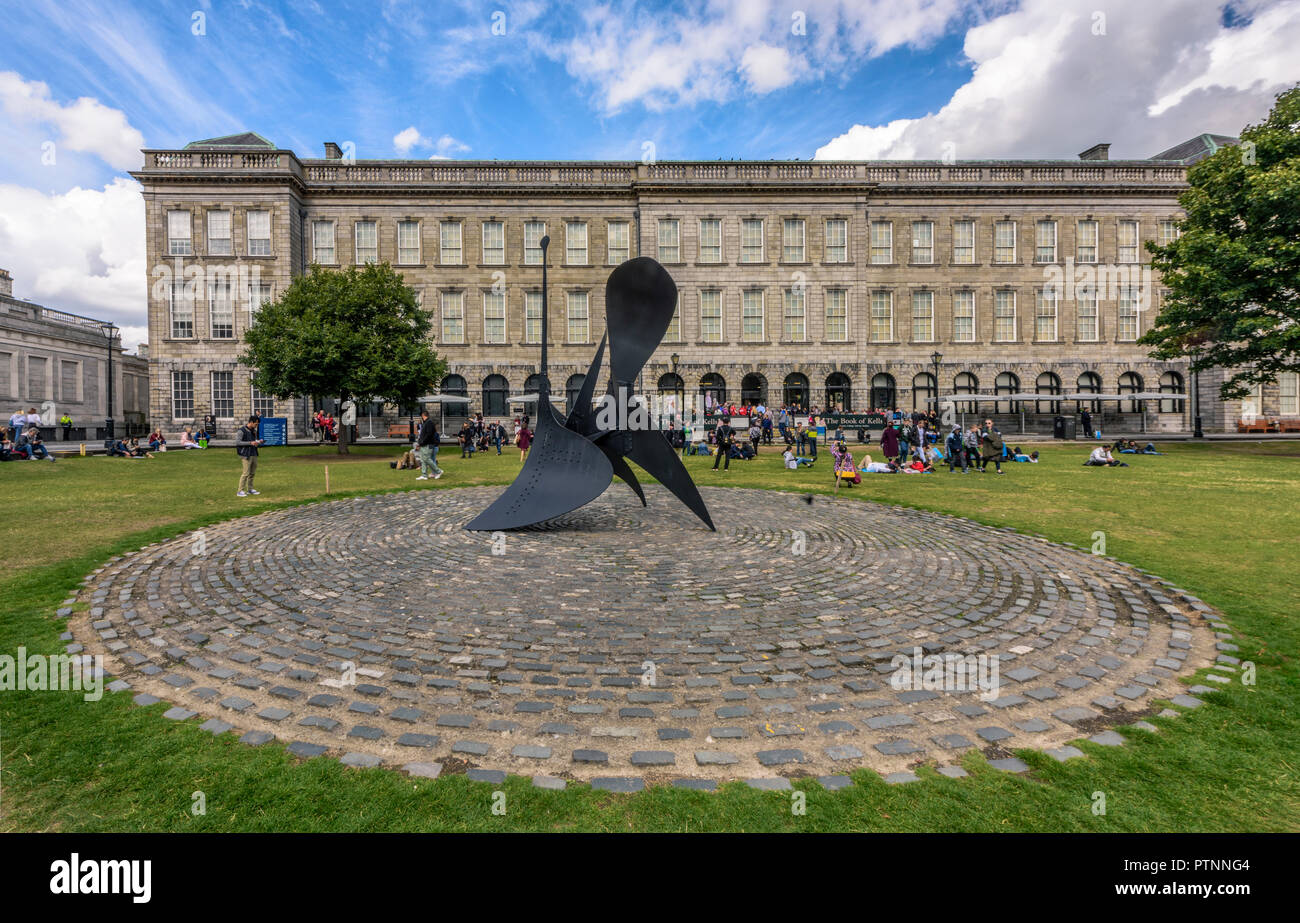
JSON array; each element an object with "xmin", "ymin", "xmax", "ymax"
[
  {"xmin": 450, "ymin": 414, "xmax": 534, "ymax": 461},
  {"xmin": 0, "ymin": 423, "xmax": 54, "ymax": 461},
  {"xmin": 311, "ymin": 410, "xmax": 339, "ymax": 444}
]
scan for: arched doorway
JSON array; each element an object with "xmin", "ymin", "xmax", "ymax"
[
  {"xmin": 439, "ymin": 374, "xmax": 470, "ymax": 428},
  {"xmin": 658, "ymin": 372, "xmax": 684, "ymax": 422},
  {"xmin": 1035, "ymin": 372, "xmax": 1061, "ymax": 414},
  {"xmin": 783, "ymin": 372, "xmax": 809, "ymax": 410},
  {"xmin": 741, "ymin": 372, "xmax": 768, "ymax": 409},
  {"xmin": 1118, "ymin": 371, "xmax": 1144, "ymax": 413},
  {"xmin": 995, "ymin": 371, "xmax": 1021, "ymax": 414},
  {"xmin": 700, "ymin": 373, "xmax": 726, "ymax": 411},
  {"xmin": 911, "ymin": 373, "xmax": 935, "ymax": 413},
  {"xmin": 870, "ymin": 373, "xmax": 896, "ymax": 411},
  {"xmin": 953, "ymin": 372, "xmax": 978, "ymax": 415},
  {"xmin": 521, "ymin": 373, "xmax": 545, "ymax": 421},
  {"xmin": 1076, "ymin": 371, "xmax": 1102, "ymax": 413},
  {"xmin": 826, "ymin": 372, "xmax": 851, "ymax": 412},
  {"xmin": 482, "ymin": 374, "xmax": 509, "ymax": 417},
  {"xmin": 1159, "ymin": 371, "xmax": 1185, "ymax": 414}
]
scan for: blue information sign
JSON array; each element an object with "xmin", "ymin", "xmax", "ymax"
[{"xmin": 258, "ymin": 417, "xmax": 288, "ymax": 446}]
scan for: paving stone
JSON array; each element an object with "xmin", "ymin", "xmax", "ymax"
[
  {"xmin": 988, "ymin": 757, "xmax": 1030, "ymax": 773},
  {"xmin": 1045, "ymin": 745, "xmax": 1087, "ymax": 761},
  {"xmin": 572, "ymin": 749, "xmax": 608, "ymax": 764},
  {"xmin": 467, "ymin": 769, "xmax": 506, "ymax": 784},
  {"xmin": 287, "ymin": 741, "xmax": 328, "ymax": 758},
  {"xmin": 403, "ymin": 762, "xmax": 442, "ymax": 778},
  {"xmin": 694, "ymin": 750, "xmax": 740, "ymax": 766},
  {"xmin": 817, "ymin": 775, "xmax": 854, "ymax": 791},
  {"xmin": 746, "ymin": 777, "xmax": 793, "ymax": 791},
  {"xmin": 512, "ymin": 744, "xmax": 553, "ymax": 759},
  {"xmin": 341, "ymin": 752, "xmax": 382, "ymax": 768},
  {"xmin": 240, "ymin": 730, "xmax": 274, "ymax": 746},
  {"xmin": 591, "ymin": 777, "xmax": 644, "ymax": 793},
  {"xmin": 936, "ymin": 765, "xmax": 968, "ymax": 778},
  {"xmin": 884, "ymin": 771, "xmax": 920, "ymax": 784},
  {"xmin": 531, "ymin": 775, "xmax": 566, "ymax": 790},
  {"xmin": 1088, "ymin": 731, "xmax": 1127, "ymax": 747}
]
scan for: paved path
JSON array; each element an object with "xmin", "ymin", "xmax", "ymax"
[{"xmin": 71, "ymin": 486, "xmax": 1222, "ymax": 788}]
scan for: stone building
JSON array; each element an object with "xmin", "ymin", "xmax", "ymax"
[
  {"xmin": 0, "ymin": 269, "xmax": 149, "ymax": 440},
  {"xmin": 131, "ymin": 132, "xmax": 1296, "ymax": 437}
]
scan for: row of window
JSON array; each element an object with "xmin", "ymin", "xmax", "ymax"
[
  {"xmin": 164, "ymin": 208, "xmax": 1179, "ymax": 267},
  {"xmin": 0, "ymin": 352, "xmax": 83, "ymax": 402},
  {"xmin": 438, "ymin": 370, "xmax": 1197, "ymax": 416},
  {"xmin": 169, "ymin": 371, "xmax": 277, "ymax": 420},
  {"xmin": 422, "ymin": 287, "xmax": 1155, "ymax": 346}
]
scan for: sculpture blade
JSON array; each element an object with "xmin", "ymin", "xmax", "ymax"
[
  {"xmin": 465, "ymin": 392, "xmax": 613, "ymax": 531},
  {"xmin": 604, "ymin": 258, "xmax": 678, "ymax": 388},
  {"xmin": 565, "ymin": 332, "xmax": 606, "ymax": 434},
  {"xmin": 618, "ymin": 429, "xmax": 716, "ymax": 531}
]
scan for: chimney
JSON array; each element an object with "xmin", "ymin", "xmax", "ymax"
[
  {"xmin": 324, "ymin": 142, "xmax": 343, "ymax": 160},
  {"xmin": 0, "ymin": 269, "xmax": 12, "ymax": 298},
  {"xmin": 1078, "ymin": 143, "xmax": 1111, "ymax": 161}
]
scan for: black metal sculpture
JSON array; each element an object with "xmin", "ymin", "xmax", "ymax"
[{"xmin": 466, "ymin": 236, "xmax": 715, "ymax": 532}]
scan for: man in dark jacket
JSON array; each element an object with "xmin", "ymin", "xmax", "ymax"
[
  {"xmin": 712, "ymin": 417, "xmax": 734, "ymax": 471},
  {"xmin": 236, "ymin": 416, "xmax": 264, "ymax": 496},
  {"xmin": 980, "ymin": 418, "xmax": 1004, "ymax": 474},
  {"xmin": 416, "ymin": 410, "xmax": 443, "ymax": 480}
]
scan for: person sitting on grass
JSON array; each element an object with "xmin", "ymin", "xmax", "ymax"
[
  {"xmin": 832, "ymin": 443, "xmax": 861, "ymax": 485},
  {"xmin": 179, "ymin": 427, "xmax": 204, "ymax": 449},
  {"xmin": 782, "ymin": 447, "xmax": 814, "ymax": 469},
  {"xmin": 903, "ymin": 457, "xmax": 935, "ymax": 473},
  {"xmin": 127, "ymin": 437, "xmax": 154, "ymax": 459},
  {"xmin": 148, "ymin": 429, "xmax": 167, "ymax": 451},
  {"xmin": 1085, "ymin": 444, "xmax": 1127, "ymax": 467},
  {"xmin": 18, "ymin": 427, "xmax": 54, "ymax": 461},
  {"xmin": 1011, "ymin": 447, "xmax": 1040, "ymax": 462},
  {"xmin": 858, "ymin": 453, "xmax": 896, "ymax": 474}
]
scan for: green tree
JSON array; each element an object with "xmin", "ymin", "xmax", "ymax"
[
  {"xmin": 240, "ymin": 262, "xmax": 445, "ymax": 453},
  {"xmin": 1141, "ymin": 84, "xmax": 1300, "ymax": 399}
]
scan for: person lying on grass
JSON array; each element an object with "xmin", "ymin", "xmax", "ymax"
[{"xmin": 858, "ymin": 453, "xmax": 897, "ymax": 473}]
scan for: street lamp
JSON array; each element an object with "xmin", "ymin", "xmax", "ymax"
[
  {"xmin": 930, "ymin": 351, "xmax": 943, "ymax": 415},
  {"xmin": 101, "ymin": 322, "xmax": 117, "ymax": 441},
  {"xmin": 1191, "ymin": 352, "xmax": 1204, "ymax": 438}
]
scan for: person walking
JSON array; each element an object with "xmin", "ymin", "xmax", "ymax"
[
  {"xmin": 880, "ymin": 422, "xmax": 900, "ymax": 465},
  {"xmin": 415, "ymin": 410, "xmax": 443, "ymax": 481},
  {"xmin": 712, "ymin": 417, "xmax": 734, "ymax": 471},
  {"xmin": 236, "ymin": 416, "xmax": 264, "ymax": 496},
  {"xmin": 963, "ymin": 423, "xmax": 981, "ymax": 471},
  {"xmin": 516, "ymin": 421, "xmax": 533, "ymax": 462},
  {"xmin": 980, "ymin": 418, "xmax": 1004, "ymax": 474},
  {"xmin": 946, "ymin": 425, "xmax": 967, "ymax": 472}
]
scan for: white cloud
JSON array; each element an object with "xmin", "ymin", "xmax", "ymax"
[
  {"xmin": 555, "ymin": 0, "xmax": 964, "ymax": 114},
  {"xmin": 393, "ymin": 125, "xmax": 427, "ymax": 154},
  {"xmin": 815, "ymin": 0, "xmax": 1300, "ymax": 161},
  {"xmin": 0, "ymin": 71, "xmax": 144, "ymax": 170},
  {"xmin": 429, "ymin": 134, "xmax": 471, "ymax": 160},
  {"xmin": 0, "ymin": 177, "xmax": 147, "ymax": 343},
  {"xmin": 740, "ymin": 44, "xmax": 802, "ymax": 94}
]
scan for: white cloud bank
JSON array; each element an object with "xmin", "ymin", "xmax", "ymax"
[
  {"xmin": 814, "ymin": 0, "xmax": 1300, "ymax": 160},
  {"xmin": 0, "ymin": 71, "xmax": 144, "ymax": 170}
]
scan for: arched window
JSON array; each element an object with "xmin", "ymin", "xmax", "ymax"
[
  {"xmin": 1035, "ymin": 371, "xmax": 1062, "ymax": 414},
  {"xmin": 657, "ymin": 372, "xmax": 684, "ymax": 422},
  {"xmin": 1159, "ymin": 371, "xmax": 1185, "ymax": 414},
  {"xmin": 953, "ymin": 372, "xmax": 979, "ymax": 415},
  {"xmin": 912, "ymin": 373, "xmax": 935, "ymax": 412},
  {"xmin": 870, "ymin": 373, "xmax": 896, "ymax": 411},
  {"xmin": 522, "ymin": 373, "xmax": 545, "ymax": 420},
  {"xmin": 658, "ymin": 372, "xmax": 684, "ymax": 394},
  {"xmin": 741, "ymin": 373, "xmax": 768, "ymax": 408},
  {"xmin": 565, "ymin": 373, "xmax": 587, "ymax": 415},
  {"xmin": 783, "ymin": 372, "xmax": 809, "ymax": 410},
  {"xmin": 482, "ymin": 374, "xmax": 509, "ymax": 417},
  {"xmin": 439, "ymin": 374, "xmax": 469, "ymax": 422},
  {"xmin": 1118, "ymin": 371, "xmax": 1144, "ymax": 413},
  {"xmin": 826, "ymin": 372, "xmax": 852, "ymax": 412},
  {"xmin": 700, "ymin": 373, "xmax": 726, "ymax": 411},
  {"xmin": 1076, "ymin": 371, "xmax": 1102, "ymax": 413},
  {"xmin": 995, "ymin": 371, "xmax": 1021, "ymax": 414}
]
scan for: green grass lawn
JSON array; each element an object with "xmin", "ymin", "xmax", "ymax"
[{"xmin": 1, "ymin": 440, "xmax": 1297, "ymax": 831}]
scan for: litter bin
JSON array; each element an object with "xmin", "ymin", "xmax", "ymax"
[
  {"xmin": 857, "ymin": 428, "xmax": 868, "ymax": 444},
  {"xmin": 1053, "ymin": 416, "xmax": 1077, "ymax": 440}
]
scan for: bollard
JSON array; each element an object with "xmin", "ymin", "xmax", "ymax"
[
  {"xmin": 324, "ymin": 465, "xmax": 330, "ymax": 494},
  {"xmin": 79, "ymin": 443, "xmax": 86, "ymax": 456}
]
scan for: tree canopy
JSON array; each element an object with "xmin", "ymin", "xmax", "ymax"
[
  {"xmin": 240, "ymin": 262, "xmax": 446, "ymax": 451},
  {"xmin": 1141, "ymin": 84, "xmax": 1300, "ymax": 399}
]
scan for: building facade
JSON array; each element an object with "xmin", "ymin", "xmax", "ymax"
[
  {"xmin": 0, "ymin": 270, "xmax": 149, "ymax": 439},
  {"xmin": 132, "ymin": 133, "xmax": 1297, "ymax": 437}
]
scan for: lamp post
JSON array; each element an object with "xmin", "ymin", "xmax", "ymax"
[
  {"xmin": 1192, "ymin": 353, "xmax": 1204, "ymax": 438},
  {"xmin": 930, "ymin": 350, "xmax": 943, "ymax": 417},
  {"xmin": 670, "ymin": 352, "xmax": 680, "ymax": 425},
  {"xmin": 101, "ymin": 322, "xmax": 117, "ymax": 441}
]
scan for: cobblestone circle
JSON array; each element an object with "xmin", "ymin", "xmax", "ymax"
[{"xmin": 71, "ymin": 486, "xmax": 1221, "ymax": 788}]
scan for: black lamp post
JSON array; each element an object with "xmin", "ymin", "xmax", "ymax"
[
  {"xmin": 1192, "ymin": 352, "xmax": 1204, "ymax": 438},
  {"xmin": 930, "ymin": 350, "xmax": 943, "ymax": 415},
  {"xmin": 101, "ymin": 322, "xmax": 117, "ymax": 441}
]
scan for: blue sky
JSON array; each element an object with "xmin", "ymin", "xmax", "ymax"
[{"xmin": 0, "ymin": 0, "xmax": 1296, "ymax": 342}]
